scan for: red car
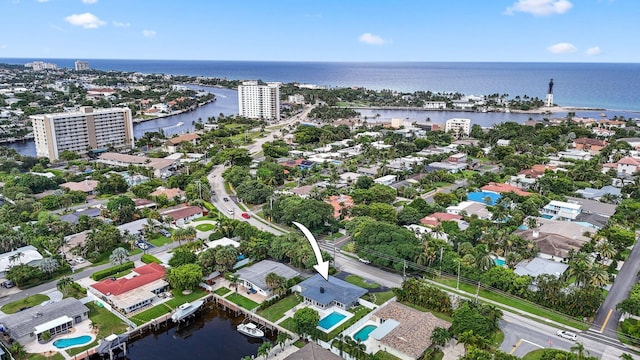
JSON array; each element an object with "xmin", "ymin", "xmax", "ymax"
[{"xmin": 241, "ymin": 213, "xmax": 250, "ymax": 219}]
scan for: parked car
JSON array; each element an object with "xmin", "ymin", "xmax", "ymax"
[
  {"xmin": 223, "ymin": 197, "xmax": 229, "ymax": 202},
  {"xmin": 137, "ymin": 242, "xmax": 149, "ymax": 250},
  {"xmin": 247, "ymin": 288, "xmax": 257, "ymax": 294},
  {"xmin": 358, "ymin": 258, "xmax": 371, "ymax": 264},
  {"xmin": 241, "ymin": 213, "xmax": 250, "ymax": 219},
  {"xmin": 75, "ymin": 257, "xmax": 85, "ymax": 264},
  {"xmin": 556, "ymin": 330, "xmax": 577, "ymax": 341},
  {"xmin": 159, "ymin": 229, "xmax": 171, "ymax": 237},
  {"xmin": 1, "ymin": 280, "xmax": 14, "ymax": 288},
  {"xmin": 227, "ymin": 208, "xmax": 234, "ymax": 214}
]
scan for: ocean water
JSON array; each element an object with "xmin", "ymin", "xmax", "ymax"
[{"xmin": 2, "ymin": 59, "xmax": 640, "ymax": 111}]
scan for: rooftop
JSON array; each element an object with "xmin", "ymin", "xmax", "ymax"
[
  {"xmin": 514, "ymin": 257, "xmax": 569, "ymax": 278},
  {"xmin": 235, "ymin": 260, "xmax": 299, "ymax": 291},
  {"xmin": 481, "ymin": 182, "xmax": 531, "ymax": 197},
  {"xmin": 166, "ymin": 133, "xmax": 199, "ymax": 145},
  {"xmin": 161, "ymin": 205, "xmax": 204, "ymax": 220},
  {"xmin": 299, "ymin": 274, "xmax": 367, "ymax": 306},
  {"xmin": 0, "ymin": 245, "xmax": 43, "ymax": 273},
  {"xmin": 283, "ymin": 343, "xmax": 342, "ymax": 360},
  {"xmin": 0, "ymin": 298, "xmax": 89, "ymax": 339},
  {"xmin": 60, "ymin": 180, "xmax": 99, "ymax": 193},
  {"xmin": 91, "ymin": 263, "xmax": 165, "ymax": 296}
]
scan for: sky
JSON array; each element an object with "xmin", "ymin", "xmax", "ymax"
[{"xmin": 0, "ymin": 0, "xmax": 637, "ymax": 62}]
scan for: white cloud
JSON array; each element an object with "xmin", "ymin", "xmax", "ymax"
[
  {"xmin": 547, "ymin": 42, "xmax": 577, "ymax": 54},
  {"xmin": 113, "ymin": 21, "xmax": 131, "ymax": 28},
  {"xmin": 586, "ymin": 46, "xmax": 602, "ymax": 56},
  {"xmin": 82, "ymin": 0, "xmax": 98, "ymax": 3},
  {"xmin": 358, "ymin": 32, "xmax": 388, "ymax": 46},
  {"xmin": 142, "ymin": 30, "xmax": 157, "ymax": 38},
  {"xmin": 64, "ymin": 13, "xmax": 106, "ymax": 29},
  {"xmin": 505, "ymin": 0, "xmax": 573, "ymax": 16}
]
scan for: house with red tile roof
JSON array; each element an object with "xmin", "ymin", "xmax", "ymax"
[
  {"xmin": 481, "ymin": 182, "xmax": 531, "ymax": 197},
  {"xmin": 60, "ymin": 180, "xmax": 99, "ymax": 195},
  {"xmin": 326, "ymin": 195, "xmax": 354, "ymax": 219},
  {"xmin": 573, "ymin": 138, "xmax": 607, "ymax": 152},
  {"xmin": 161, "ymin": 205, "xmax": 205, "ymax": 226},
  {"xmin": 420, "ymin": 212, "xmax": 462, "ymax": 227},
  {"xmin": 164, "ymin": 133, "xmax": 200, "ymax": 154},
  {"xmin": 150, "ymin": 186, "xmax": 186, "ymax": 201},
  {"xmin": 90, "ymin": 263, "xmax": 169, "ymax": 314}
]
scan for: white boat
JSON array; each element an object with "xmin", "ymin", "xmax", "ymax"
[
  {"xmin": 237, "ymin": 322, "xmax": 264, "ymax": 338},
  {"xmin": 171, "ymin": 300, "xmax": 204, "ymax": 322},
  {"xmin": 176, "ymin": 122, "xmax": 184, "ymax": 126}
]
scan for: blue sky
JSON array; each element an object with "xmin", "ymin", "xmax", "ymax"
[{"xmin": 0, "ymin": 0, "xmax": 635, "ymax": 62}]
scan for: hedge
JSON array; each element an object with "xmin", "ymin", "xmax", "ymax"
[
  {"xmin": 141, "ymin": 254, "xmax": 162, "ymax": 264},
  {"xmin": 91, "ymin": 261, "xmax": 135, "ymax": 281}
]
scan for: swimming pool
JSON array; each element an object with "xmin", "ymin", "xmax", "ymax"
[
  {"xmin": 53, "ymin": 335, "xmax": 92, "ymax": 349},
  {"xmin": 540, "ymin": 214, "xmax": 554, "ymax": 219},
  {"xmin": 353, "ymin": 325, "xmax": 377, "ymax": 341},
  {"xmin": 318, "ymin": 312, "xmax": 347, "ymax": 330},
  {"xmin": 494, "ymin": 258, "xmax": 506, "ymax": 267}
]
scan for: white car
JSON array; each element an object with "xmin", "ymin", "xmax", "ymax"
[
  {"xmin": 75, "ymin": 257, "xmax": 85, "ymax": 264},
  {"xmin": 227, "ymin": 208, "xmax": 234, "ymax": 214},
  {"xmin": 556, "ymin": 330, "xmax": 577, "ymax": 341}
]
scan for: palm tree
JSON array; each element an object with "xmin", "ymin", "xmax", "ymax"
[
  {"xmin": 109, "ymin": 247, "xmax": 129, "ymax": 266},
  {"xmin": 266, "ymin": 272, "xmax": 281, "ymax": 292},
  {"xmin": 276, "ymin": 332, "xmax": 291, "ymax": 350},
  {"xmin": 38, "ymin": 258, "xmax": 60, "ymax": 275},
  {"xmin": 56, "ymin": 276, "xmax": 74, "ymax": 297},
  {"xmin": 226, "ymin": 273, "xmax": 240, "ymax": 293},
  {"xmin": 587, "ymin": 265, "xmax": 610, "ymax": 288},
  {"xmin": 123, "ymin": 231, "xmax": 138, "ymax": 251},
  {"xmin": 595, "ymin": 240, "xmax": 616, "ymax": 264},
  {"xmin": 430, "ymin": 327, "xmax": 452, "ymax": 350},
  {"xmin": 571, "ymin": 342, "xmax": 589, "ymax": 360},
  {"xmin": 257, "ymin": 341, "xmax": 272, "ymax": 360}
]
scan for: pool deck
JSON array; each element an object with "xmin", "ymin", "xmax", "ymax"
[{"xmin": 24, "ymin": 320, "xmax": 96, "ymax": 359}]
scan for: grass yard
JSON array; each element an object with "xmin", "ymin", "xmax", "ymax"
[
  {"xmin": 165, "ymin": 289, "xmax": 207, "ymax": 308},
  {"xmin": 214, "ymin": 287, "xmax": 232, "ymax": 296},
  {"xmin": 345, "ymin": 275, "xmax": 379, "ymax": 289},
  {"xmin": 23, "ymin": 353, "xmax": 65, "ymax": 360},
  {"xmin": 257, "ymin": 294, "xmax": 302, "ymax": 322},
  {"xmin": 195, "ymin": 223, "xmax": 215, "ymax": 232},
  {"xmin": 67, "ymin": 302, "xmax": 128, "ymax": 356},
  {"xmin": 1, "ymin": 294, "xmax": 50, "ymax": 314},
  {"xmin": 148, "ymin": 236, "xmax": 172, "ymax": 247},
  {"xmin": 374, "ymin": 350, "xmax": 404, "ymax": 360},
  {"xmin": 362, "ymin": 290, "xmax": 395, "ymax": 305},
  {"xmin": 130, "ymin": 303, "xmax": 173, "ymax": 326},
  {"xmin": 226, "ymin": 293, "xmax": 259, "ymax": 310},
  {"xmin": 279, "ymin": 317, "xmax": 296, "ymax": 333},
  {"xmin": 522, "ymin": 349, "xmax": 553, "ymax": 360}
]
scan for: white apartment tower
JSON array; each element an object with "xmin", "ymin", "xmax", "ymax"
[
  {"xmin": 74, "ymin": 60, "xmax": 90, "ymax": 71},
  {"xmin": 445, "ymin": 118, "xmax": 471, "ymax": 136},
  {"xmin": 31, "ymin": 107, "xmax": 134, "ymax": 160},
  {"xmin": 238, "ymin": 81, "xmax": 280, "ymax": 120}
]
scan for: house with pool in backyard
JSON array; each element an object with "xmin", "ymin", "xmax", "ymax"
[
  {"xmin": 293, "ymin": 275, "xmax": 451, "ymax": 360},
  {"xmin": 0, "ymin": 298, "xmax": 93, "ymax": 351}
]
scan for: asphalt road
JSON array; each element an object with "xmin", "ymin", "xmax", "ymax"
[{"xmin": 591, "ymin": 233, "xmax": 640, "ymax": 337}]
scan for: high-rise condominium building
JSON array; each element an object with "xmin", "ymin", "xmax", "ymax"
[
  {"xmin": 31, "ymin": 107, "xmax": 134, "ymax": 160},
  {"xmin": 238, "ymin": 81, "xmax": 280, "ymax": 120},
  {"xmin": 75, "ymin": 60, "xmax": 90, "ymax": 71},
  {"xmin": 445, "ymin": 118, "xmax": 471, "ymax": 136}
]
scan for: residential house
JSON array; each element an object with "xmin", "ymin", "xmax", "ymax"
[
  {"xmin": 420, "ymin": 212, "xmax": 463, "ymax": 227},
  {"xmin": 90, "ymin": 263, "xmax": 169, "ymax": 314},
  {"xmin": 496, "ymin": 139, "xmax": 511, "ymax": 146},
  {"xmin": 599, "ymin": 119, "xmax": 626, "ymax": 129},
  {"xmin": 374, "ymin": 175, "xmax": 397, "ymax": 186},
  {"xmin": 573, "ymin": 138, "xmax": 607, "ymax": 152},
  {"xmin": 541, "ymin": 200, "xmax": 582, "ymax": 221},
  {"xmin": 481, "ymin": 182, "xmax": 532, "ymax": 197},
  {"xmin": 574, "ymin": 185, "xmax": 621, "ymax": 201},
  {"xmin": 0, "ymin": 246, "xmax": 43, "ymax": 278},
  {"xmin": 0, "ymin": 298, "xmax": 89, "ymax": 345},
  {"xmin": 616, "ymin": 157, "xmax": 640, "ymax": 175},
  {"xmin": 514, "ymin": 257, "xmax": 569, "ymax": 278},
  {"xmin": 59, "ymin": 207, "xmax": 102, "ymax": 225},
  {"xmin": 368, "ymin": 301, "xmax": 451, "ymax": 360},
  {"xmin": 326, "ymin": 195, "xmax": 354, "ymax": 219},
  {"xmin": 97, "ymin": 152, "xmax": 176, "ymax": 178},
  {"xmin": 289, "ymin": 185, "xmax": 315, "ymax": 199},
  {"xmin": 150, "ymin": 186, "xmax": 186, "ymax": 201},
  {"xmin": 515, "ymin": 218, "xmax": 595, "ymax": 259},
  {"xmin": 117, "ymin": 218, "xmax": 161, "ymax": 237},
  {"xmin": 164, "ymin": 133, "xmax": 200, "ymax": 154},
  {"xmin": 446, "ymin": 201, "xmax": 491, "ymax": 220},
  {"xmin": 295, "ymin": 274, "xmax": 367, "ymax": 310},
  {"xmin": 161, "ymin": 206, "xmax": 205, "ymax": 226},
  {"xmin": 617, "ymin": 137, "xmax": 640, "ymax": 150},
  {"xmin": 234, "ymin": 260, "xmax": 299, "ymax": 297},
  {"xmin": 283, "ymin": 343, "xmax": 342, "ymax": 360},
  {"xmin": 60, "ymin": 180, "xmax": 99, "ymax": 195}
]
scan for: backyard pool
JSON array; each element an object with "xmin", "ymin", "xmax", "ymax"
[
  {"xmin": 540, "ymin": 214, "xmax": 554, "ymax": 219},
  {"xmin": 318, "ymin": 312, "xmax": 347, "ymax": 330},
  {"xmin": 494, "ymin": 258, "xmax": 506, "ymax": 267},
  {"xmin": 53, "ymin": 335, "xmax": 92, "ymax": 349},
  {"xmin": 353, "ymin": 324, "xmax": 377, "ymax": 341}
]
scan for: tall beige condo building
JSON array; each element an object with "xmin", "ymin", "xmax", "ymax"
[
  {"xmin": 31, "ymin": 106, "xmax": 134, "ymax": 160},
  {"xmin": 237, "ymin": 81, "xmax": 280, "ymax": 120}
]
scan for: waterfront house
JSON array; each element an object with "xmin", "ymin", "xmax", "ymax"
[
  {"xmin": 0, "ymin": 298, "xmax": 89, "ymax": 345},
  {"xmin": 573, "ymin": 138, "xmax": 608, "ymax": 152},
  {"xmin": 90, "ymin": 263, "xmax": 169, "ymax": 314},
  {"xmin": 367, "ymin": 301, "xmax": 451, "ymax": 360},
  {"xmin": 160, "ymin": 206, "xmax": 204, "ymax": 226},
  {"xmin": 295, "ymin": 274, "xmax": 367, "ymax": 310},
  {"xmin": 480, "ymin": 182, "xmax": 531, "ymax": 197},
  {"xmin": 234, "ymin": 260, "xmax": 299, "ymax": 297}
]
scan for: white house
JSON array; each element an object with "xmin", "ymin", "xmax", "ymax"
[{"xmin": 374, "ymin": 175, "xmax": 397, "ymax": 186}]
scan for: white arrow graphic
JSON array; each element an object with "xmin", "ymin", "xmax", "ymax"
[{"xmin": 292, "ymin": 221, "xmax": 329, "ymax": 281}]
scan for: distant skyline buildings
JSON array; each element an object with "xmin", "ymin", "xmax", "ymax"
[
  {"xmin": 74, "ymin": 60, "xmax": 89, "ymax": 71},
  {"xmin": 238, "ymin": 81, "xmax": 280, "ymax": 120},
  {"xmin": 31, "ymin": 106, "xmax": 134, "ymax": 160}
]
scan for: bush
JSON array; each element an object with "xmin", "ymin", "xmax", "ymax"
[
  {"xmin": 208, "ymin": 232, "xmax": 224, "ymax": 241},
  {"xmin": 141, "ymin": 254, "xmax": 162, "ymax": 264},
  {"xmin": 91, "ymin": 261, "xmax": 135, "ymax": 281}
]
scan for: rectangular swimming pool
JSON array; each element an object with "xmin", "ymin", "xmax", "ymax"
[{"xmin": 318, "ymin": 312, "xmax": 347, "ymax": 330}]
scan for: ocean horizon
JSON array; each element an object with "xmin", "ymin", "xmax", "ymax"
[{"xmin": 3, "ymin": 58, "xmax": 640, "ymax": 112}]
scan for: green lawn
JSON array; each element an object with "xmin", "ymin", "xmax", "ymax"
[
  {"xmin": 345, "ymin": 275, "xmax": 379, "ymax": 289},
  {"xmin": 148, "ymin": 235, "xmax": 172, "ymax": 247},
  {"xmin": 195, "ymin": 223, "xmax": 215, "ymax": 232},
  {"xmin": 433, "ymin": 278, "xmax": 588, "ymax": 330},
  {"xmin": 67, "ymin": 302, "xmax": 128, "ymax": 356},
  {"xmin": 522, "ymin": 349, "xmax": 555, "ymax": 360},
  {"xmin": 131, "ymin": 289, "xmax": 208, "ymax": 325},
  {"xmin": 257, "ymin": 294, "xmax": 302, "ymax": 322},
  {"xmin": 214, "ymin": 287, "xmax": 232, "ymax": 296},
  {"xmin": 24, "ymin": 353, "xmax": 65, "ymax": 360},
  {"xmin": 165, "ymin": 289, "xmax": 208, "ymax": 308},
  {"xmin": 374, "ymin": 350, "xmax": 403, "ymax": 360},
  {"xmin": 1, "ymin": 294, "xmax": 50, "ymax": 314},
  {"xmin": 362, "ymin": 291, "xmax": 395, "ymax": 305},
  {"xmin": 226, "ymin": 293, "xmax": 259, "ymax": 310},
  {"xmin": 279, "ymin": 317, "xmax": 296, "ymax": 332}
]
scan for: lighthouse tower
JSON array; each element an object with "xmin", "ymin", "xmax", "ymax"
[{"xmin": 545, "ymin": 78, "xmax": 554, "ymax": 107}]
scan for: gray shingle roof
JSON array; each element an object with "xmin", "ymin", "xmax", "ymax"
[
  {"xmin": 0, "ymin": 298, "xmax": 89, "ymax": 338},
  {"xmin": 299, "ymin": 275, "xmax": 367, "ymax": 306},
  {"xmin": 235, "ymin": 260, "xmax": 299, "ymax": 292}
]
